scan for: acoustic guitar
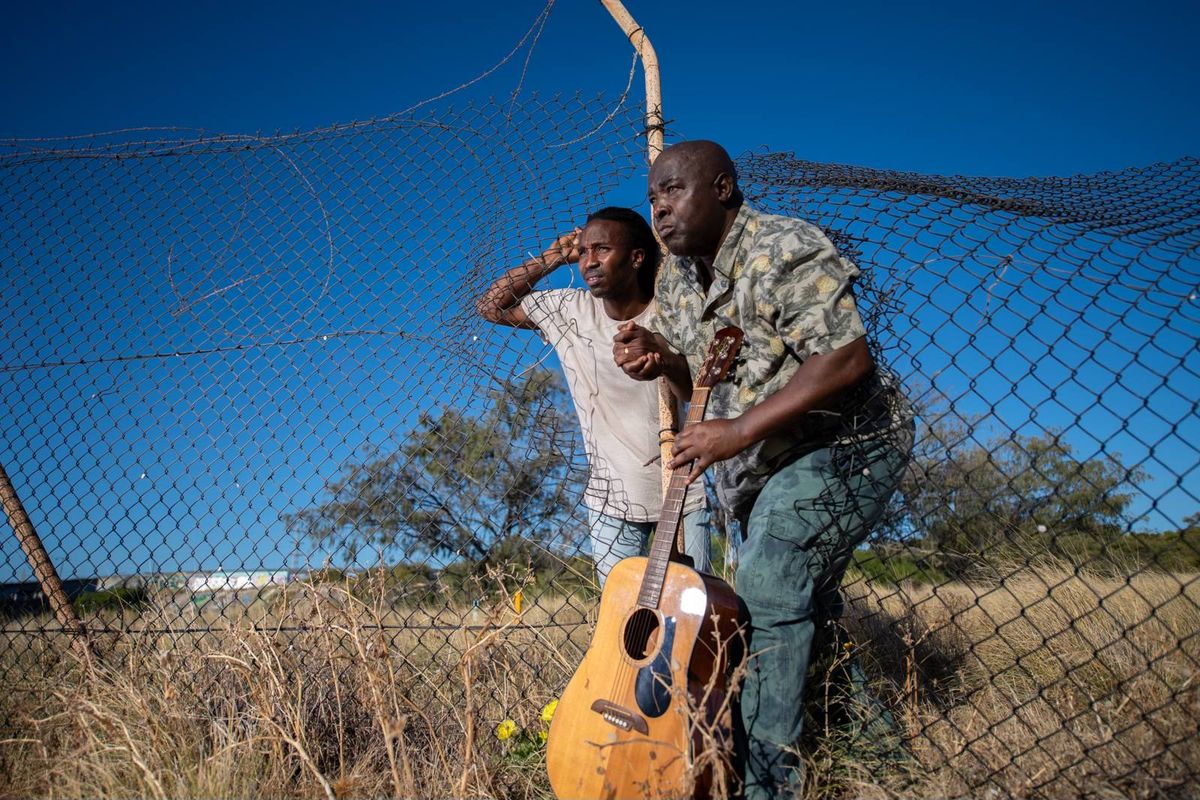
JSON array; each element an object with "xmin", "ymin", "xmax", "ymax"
[{"xmin": 546, "ymin": 326, "xmax": 745, "ymax": 800}]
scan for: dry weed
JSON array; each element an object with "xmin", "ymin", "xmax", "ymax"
[{"xmin": 0, "ymin": 560, "xmax": 1197, "ymax": 798}]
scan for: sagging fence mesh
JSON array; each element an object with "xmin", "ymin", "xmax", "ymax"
[{"xmin": 2, "ymin": 92, "xmax": 1198, "ymax": 797}]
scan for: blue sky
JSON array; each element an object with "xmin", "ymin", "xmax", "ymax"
[
  {"xmin": 2, "ymin": 0, "xmax": 1197, "ymax": 580},
  {"xmin": 3, "ymin": 0, "xmax": 1197, "ymax": 175}
]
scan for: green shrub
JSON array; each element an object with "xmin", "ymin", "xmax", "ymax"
[
  {"xmin": 852, "ymin": 549, "xmax": 947, "ymax": 585},
  {"xmin": 74, "ymin": 586, "xmax": 150, "ymax": 614}
]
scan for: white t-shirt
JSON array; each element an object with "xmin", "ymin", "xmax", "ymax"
[{"xmin": 520, "ymin": 289, "xmax": 704, "ymax": 522}]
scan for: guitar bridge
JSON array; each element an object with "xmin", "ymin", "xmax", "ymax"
[{"xmin": 590, "ymin": 699, "xmax": 649, "ymax": 735}]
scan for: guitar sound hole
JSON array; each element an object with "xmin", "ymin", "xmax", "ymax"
[{"xmin": 623, "ymin": 608, "xmax": 661, "ymax": 660}]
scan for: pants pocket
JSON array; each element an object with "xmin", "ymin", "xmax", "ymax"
[{"xmin": 735, "ymin": 513, "xmax": 818, "ymax": 618}]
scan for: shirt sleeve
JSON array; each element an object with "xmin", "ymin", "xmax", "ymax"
[
  {"xmin": 651, "ymin": 261, "xmax": 685, "ymax": 352},
  {"xmin": 758, "ymin": 227, "xmax": 867, "ymax": 358},
  {"xmin": 518, "ymin": 289, "xmax": 573, "ymax": 341}
]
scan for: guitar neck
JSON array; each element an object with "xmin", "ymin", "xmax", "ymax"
[{"xmin": 637, "ymin": 386, "xmax": 712, "ymax": 609}]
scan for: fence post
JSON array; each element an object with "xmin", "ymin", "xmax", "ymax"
[
  {"xmin": 597, "ymin": 0, "xmax": 683, "ymax": 534},
  {"xmin": 598, "ymin": 0, "xmax": 665, "ymax": 161},
  {"xmin": 0, "ymin": 460, "xmax": 94, "ymax": 663}
]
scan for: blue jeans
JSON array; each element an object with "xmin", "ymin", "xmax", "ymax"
[
  {"xmin": 734, "ymin": 430, "xmax": 911, "ymax": 799},
  {"xmin": 586, "ymin": 505, "xmax": 713, "ymax": 586}
]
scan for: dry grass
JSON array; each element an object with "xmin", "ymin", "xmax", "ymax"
[
  {"xmin": 839, "ymin": 560, "xmax": 1200, "ymax": 799},
  {"xmin": 0, "ymin": 562, "xmax": 1197, "ymax": 799},
  {"xmin": 0, "ymin": 572, "xmax": 583, "ymax": 800}
]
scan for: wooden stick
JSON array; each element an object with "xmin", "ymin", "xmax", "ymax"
[
  {"xmin": 0, "ymin": 460, "xmax": 94, "ymax": 663},
  {"xmin": 597, "ymin": 0, "xmax": 686, "ymax": 552},
  {"xmin": 597, "ymin": 0, "xmax": 665, "ymax": 161}
]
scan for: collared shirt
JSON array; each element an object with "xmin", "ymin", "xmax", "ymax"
[{"xmin": 654, "ymin": 204, "xmax": 900, "ymax": 520}]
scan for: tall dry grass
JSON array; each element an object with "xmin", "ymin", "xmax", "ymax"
[
  {"xmin": 840, "ymin": 560, "xmax": 1200, "ymax": 798},
  {"xmin": 0, "ymin": 572, "xmax": 583, "ymax": 799},
  {"xmin": 0, "ymin": 561, "xmax": 1197, "ymax": 799}
]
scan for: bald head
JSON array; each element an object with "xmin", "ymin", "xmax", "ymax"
[
  {"xmin": 648, "ymin": 140, "xmax": 742, "ymax": 260},
  {"xmin": 655, "ymin": 140, "xmax": 739, "ymax": 186}
]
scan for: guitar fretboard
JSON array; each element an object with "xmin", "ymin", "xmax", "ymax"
[{"xmin": 637, "ymin": 387, "xmax": 712, "ymax": 609}]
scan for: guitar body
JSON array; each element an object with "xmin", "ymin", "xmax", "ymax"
[{"xmin": 547, "ymin": 557, "xmax": 743, "ymax": 800}]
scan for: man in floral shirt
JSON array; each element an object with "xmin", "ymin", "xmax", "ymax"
[{"xmin": 615, "ymin": 140, "xmax": 913, "ymax": 798}]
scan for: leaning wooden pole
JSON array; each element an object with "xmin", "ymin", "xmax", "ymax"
[
  {"xmin": 0, "ymin": 460, "xmax": 94, "ymax": 663},
  {"xmin": 597, "ymin": 0, "xmax": 682, "ymax": 513},
  {"xmin": 598, "ymin": 0, "xmax": 665, "ymax": 161}
]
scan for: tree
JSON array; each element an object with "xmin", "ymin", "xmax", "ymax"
[
  {"xmin": 1117, "ymin": 512, "xmax": 1200, "ymax": 573},
  {"xmin": 899, "ymin": 416, "xmax": 1146, "ymax": 576},
  {"xmin": 284, "ymin": 369, "xmax": 587, "ymax": 567}
]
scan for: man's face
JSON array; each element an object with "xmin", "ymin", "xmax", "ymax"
[
  {"xmin": 577, "ymin": 219, "xmax": 640, "ymax": 299},
  {"xmin": 648, "ymin": 154, "xmax": 727, "ymax": 258}
]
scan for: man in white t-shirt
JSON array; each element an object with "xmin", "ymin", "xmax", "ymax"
[{"xmin": 476, "ymin": 207, "xmax": 710, "ymax": 586}]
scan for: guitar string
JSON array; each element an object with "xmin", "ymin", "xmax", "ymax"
[
  {"xmin": 615, "ymin": 412, "xmax": 694, "ymax": 705},
  {"xmin": 618, "ymin": 383, "xmax": 713, "ymax": 712},
  {"xmin": 606, "ymin": 436, "xmax": 673, "ymax": 712},
  {"xmin": 607, "ymin": 385, "xmax": 714, "ymax": 720}
]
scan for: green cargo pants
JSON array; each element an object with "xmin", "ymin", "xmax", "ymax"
[{"xmin": 734, "ymin": 428, "xmax": 911, "ymax": 799}]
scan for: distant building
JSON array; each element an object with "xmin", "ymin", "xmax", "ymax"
[
  {"xmin": 185, "ymin": 570, "xmax": 289, "ymax": 593},
  {"xmin": 0, "ymin": 569, "xmax": 293, "ymax": 617}
]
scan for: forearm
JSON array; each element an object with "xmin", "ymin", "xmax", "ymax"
[
  {"xmin": 731, "ymin": 337, "xmax": 874, "ymax": 447},
  {"xmin": 656, "ymin": 336, "xmax": 694, "ymax": 402},
  {"xmin": 476, "ymin": 255, "xmax": 560, "ymax": 321}
]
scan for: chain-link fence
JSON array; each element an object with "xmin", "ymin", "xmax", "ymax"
[
  {"xmin": 2, "ymin": 77, "xmax": 1198, "ymax": 799},
  {"xmin": 739, "ymin": 153, "xmax": 1200, "ymax": 796}
]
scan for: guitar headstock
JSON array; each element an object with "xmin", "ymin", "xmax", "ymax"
[{"xmin": 694, "ymin": 327, "xmax": 744, "ymax": 389}]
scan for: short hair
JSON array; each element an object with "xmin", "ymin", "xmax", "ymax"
[{"xmin": 585, "ymin": 206, "xmax": 660, "ymax": 297}]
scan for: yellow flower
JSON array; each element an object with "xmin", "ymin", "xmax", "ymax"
[
  {"xmin": 496, "ymin": 719, "xmax": 517, "ymax": 741},
  {"xmin": 540, "ymin": 699, "xmax": 559, "ymax": 724},
  {"xmin": 538, "ymin": 729, "xmax": 548, "ymax": 743}
]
